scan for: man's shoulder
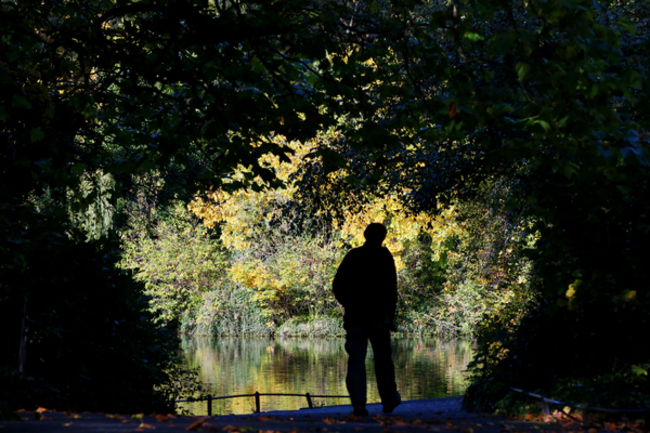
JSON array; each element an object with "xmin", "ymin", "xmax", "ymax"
[
  {"xmin": 377, "ymin": 246, "xmax": 394, "ymax": 259},
  {"xmin": 344, "ymin": 246, "xmax": 365, "ymax": 257}
]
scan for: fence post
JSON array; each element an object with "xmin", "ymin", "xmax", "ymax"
[
  {"xmin": 540, "ymin": 401, "xmax": 550, "ymax": 416},
  {"xmin": 305, "ymin": 393, "xmax": 313, "ymax": 409},
  {"xmin": 207, "ymin": 395, "xmax": 212, "ymax": 417},
  {"xmin": 255, "ymin": 391, "xmax": 261, "ymax": 413}
]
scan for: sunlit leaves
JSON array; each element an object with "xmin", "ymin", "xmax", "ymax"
[{"xmin": 120, "ymin": 202, "xmax": 228, "ymax": 324}]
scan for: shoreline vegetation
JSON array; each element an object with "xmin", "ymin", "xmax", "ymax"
[{"xmin": 121, "ymin": 184, "xmax": 535, "ymax": 342}]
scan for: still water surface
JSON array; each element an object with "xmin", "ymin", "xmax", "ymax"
[{"xmin": 180, "ymin": 338, "xmax": 473, "ymax": 415}]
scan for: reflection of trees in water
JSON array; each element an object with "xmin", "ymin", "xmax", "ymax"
[
  {"xmin": 392, "ymin": 339, "xmax": 474, "ymax": 399},
  {"xmin": 180, "ymin": 338, "xmax": 472, "ymax": 415}
]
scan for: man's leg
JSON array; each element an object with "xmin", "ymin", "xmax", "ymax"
[
  {"xmin": 344, "ymin": 325, "xmax": 368, "ymax": 414},
  {"xmin": 368, "ymin": 326, "xmax": 400, "ymax": 413}
]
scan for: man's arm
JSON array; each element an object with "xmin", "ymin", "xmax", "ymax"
[
  {"xmin": 383, "ymin": 248, "xmax": 398, "ymax": 329},
  {"xmin": 332, "ymin": 252, "xmax": 352, "ymax": 307}
]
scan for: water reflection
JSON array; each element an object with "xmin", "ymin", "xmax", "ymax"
[{"xmin": 179, "ymin": 337, "xmax": 473, "ymax": 415}]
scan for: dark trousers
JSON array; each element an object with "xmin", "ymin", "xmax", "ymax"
[{"xmin": 344, "ymin": 324, "xmax": 397, "ymax": 408}]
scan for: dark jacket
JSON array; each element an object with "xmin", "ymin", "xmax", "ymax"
[{"xmin": 332, "ymin": 243, "xmax": 398, "ymax": 327}]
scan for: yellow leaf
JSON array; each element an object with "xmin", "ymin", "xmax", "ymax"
[{"xmin": 566, "ymin": 279, "xmax": 582, "ymax": 298}]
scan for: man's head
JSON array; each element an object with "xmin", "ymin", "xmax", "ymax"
[{"xmin": 363, "ymin": 223, "xmax": 387, "ymax": 246}]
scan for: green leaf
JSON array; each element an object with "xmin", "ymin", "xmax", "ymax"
[
  {"xmin": 0, "ymin": 106, "xmax": 9, "ymax": 122},
  {"xmin": 30, "ymin": 128, "xmax": 45, "ymax": 142},
  {"xmin": 464, "ymin": 31, "xmax": 484, "ymax": 42},
  {"xmin": 536, "ymin": 120, "xmax": 551, "ymax": 132},
  {"xmin": 12, "ymin": 94, "xmax": 32, "ymax": 109},
  {"xmin": 71, "ymin": 163, "xmax": 87, "ymax": 177},
  {"xmin": 516, "ymin": 62, "xmax": 531, "ymax": 81},
  {"xmin": 618, "ymin": 17, "xmax": 636, "ymax": 35}
]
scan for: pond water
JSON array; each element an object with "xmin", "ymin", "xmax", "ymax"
[{"xmin": 179, "ymin": 337, "xmax": 474, "ymax": 415}]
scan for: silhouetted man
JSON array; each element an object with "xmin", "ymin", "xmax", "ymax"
[{"xmin": 333, "ymin": 223, "xmax": 401, "ymax": 416}]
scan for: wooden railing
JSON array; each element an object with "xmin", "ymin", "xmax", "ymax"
[{"xmin": 176, "ymin": 392, "xmax": 351, "ymax": 416}]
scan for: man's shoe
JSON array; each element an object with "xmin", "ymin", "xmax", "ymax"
[
  {"xmin": 382, "ymin": 391, "xmax": 401, "ymax": 414},
  {"xmin": 352, "ymin": 406, "xmax": 369, "ymax": 416}
]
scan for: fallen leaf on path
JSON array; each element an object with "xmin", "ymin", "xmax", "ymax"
[
  {"xmin": 63, "ymin": 422, "xmax": 72, "ymax": 427},
  {"xmin": 606, "ymin": 422, "xmax": 617, "ymax": 431},
  {"xmin": 138, "ymin": 423, "xmax": 155, "ymax": 429},
  {"xmin": 258, "ymin": 416, "xmax": 274, "ymax": 422},
  {"xmin": 36, "ymin": 407, "xmax": 51, "ymax": 414},
  {"xmin": 156, "ymin": 415, "xmax": 170, "ymax": 423},
  {"xmin": 132, "ymin": 414, "xmax": 144, "ymax": 420},
  {"xmin": 186, "ymin": 418, "xmax": 207, "ymax": 431}
]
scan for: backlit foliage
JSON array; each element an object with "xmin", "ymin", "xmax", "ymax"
[{"xmin": 187, "ymin": 133, "xmax": 532, "ymax": 334}]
